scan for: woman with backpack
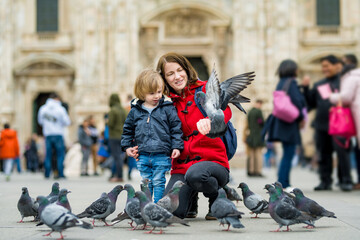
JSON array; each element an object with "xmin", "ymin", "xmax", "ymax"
[{"xmin": 154, "ymin": 52, "xmax": 232, "ymax": 220}]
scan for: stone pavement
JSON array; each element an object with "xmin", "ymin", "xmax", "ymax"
[{"xmin": 1, "ymin": 166, "xmax": 360, "ymax": 240}]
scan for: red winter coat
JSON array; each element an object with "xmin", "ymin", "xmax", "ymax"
[
  {"xmin": 169, "ymin": 80, "xmax": 231, "ymax": 175},
  {"xmin": 0, "ymin": 128, "xmax": 20, "ymax": 159}
]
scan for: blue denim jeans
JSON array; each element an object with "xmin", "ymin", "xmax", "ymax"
[
  {"xmin": 137, "ymin": 153, "xmax": 171, "ymax": 203},
  {"xmin": 277, "ymin": 142, "xmax": 296, "ymax": 188},
  {"xmin": 44, "ymin": 135, "xmax": 66, "ymax": 178}
]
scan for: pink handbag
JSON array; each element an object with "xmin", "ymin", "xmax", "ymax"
[
  {"xmin": 272, "ymin": 79, "xmax": 300, "ymax": 123},
  {"xmin": 328, "ymin": 106, "xmax": 356, "ymax": 138}
]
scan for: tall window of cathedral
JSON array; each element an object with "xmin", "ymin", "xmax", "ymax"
[
  {"xmin": 316, "ymin": 0, "xmax": 340, "ymax": 26},
  {"xmin": 36, "ymin": 0, "xmax": 58, "ymax": 32}
]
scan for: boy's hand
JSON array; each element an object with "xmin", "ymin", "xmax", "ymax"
[
  {"xmin": 171, "ymin": 149, "xmax": 180, "ymax": 159},
  {"xmin": 126, "ymin": 146, "xmax": 139, "ymax": 160}
]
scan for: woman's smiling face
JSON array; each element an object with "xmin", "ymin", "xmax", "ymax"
[{"xmin": 163, "ymin": 62, "xmax": 188, "ymax": 94}]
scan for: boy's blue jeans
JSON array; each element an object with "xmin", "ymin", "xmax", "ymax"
[{"xmin": 137, "ymin": 153, "xmax": 171, "ymax": 203}]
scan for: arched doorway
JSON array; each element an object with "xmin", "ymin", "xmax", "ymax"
[
  {"xmin": 187, "ymin": 56, "xmax": 209, "ymax": 81},
  {"xmin": 33, "ymin": 92, "xmax": 51, "ymax": 135},
  {"xmin": 13, "ymin": 53, "xmax": 75, "ymax": 145},
  {"xmin": 140, "ymin": 3, "xmax": 231, "ymax": 78}
]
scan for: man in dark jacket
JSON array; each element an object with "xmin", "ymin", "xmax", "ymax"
[
  {"xmin": 302, "ymin": 55, "xmax": 353, "ymax": 191},
  {"xmin": 108, "ymin": 93, "xmax": 127, "ymax": 182}
]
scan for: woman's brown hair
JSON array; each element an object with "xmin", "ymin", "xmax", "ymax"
[{"xmin": 156, "ymin": 52, "xmax": 198, "ymax": 95}]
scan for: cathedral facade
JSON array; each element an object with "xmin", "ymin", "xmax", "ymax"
[{"xmin": 0, "ymin": 0, "xmax": 359, "ymax": 154}]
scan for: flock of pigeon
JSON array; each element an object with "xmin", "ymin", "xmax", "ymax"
[{"xmin": 17, "ymin": 179, "xmax": 337, "ymax": 239}]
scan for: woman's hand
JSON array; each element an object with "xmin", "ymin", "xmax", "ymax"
[
  {"xmin": 196, "ymin": 118, "xmax": 211, "ymax": 135},
  {"xmin": 171, "ymin": 149, "xmax": 180, "ymax": 159},
  {"xmin": 126, "ymin": 146, "xmax": 139, "ymax": 161}
]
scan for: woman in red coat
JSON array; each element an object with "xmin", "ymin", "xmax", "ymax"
[
  {"xmin": 0, "ymin": 123, "xmax": 20, "ymax": 181},
  {"xmin": 157, "ymin": 53, "xmax": 231, "ymax": 219}
]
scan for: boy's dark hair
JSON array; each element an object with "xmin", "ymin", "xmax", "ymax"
[
  {"xmin": 276, "ymin": 59, "xmax": 298, "ymax": 78},
  {"xmin": 320, "ymin": 55, "xmax": 339, "ymax": 65},
  {"xmin": 344, "ymin": 54, "xmax": 358, "ymax": 66},
  {"xmin": 4, "ymin": 123, "xmax": 10, "ymax": 129}
]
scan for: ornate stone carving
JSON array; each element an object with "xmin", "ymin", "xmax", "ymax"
[{"xmin": 165, "ymin": 14, "xmax": 208, "ymax": 38}]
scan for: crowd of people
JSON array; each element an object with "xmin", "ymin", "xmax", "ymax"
[{"xmin": 1, "ymin": 51, "xmax": 360, "ymax": 223}]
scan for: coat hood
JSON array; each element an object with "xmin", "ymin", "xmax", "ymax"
[
  {"xmin": 1, "ymin": 129, "xmax": 17, "ymax": 139},
  {"xmin": 109, "ymin": 93, "xmax": 121, "ymax": 107}
]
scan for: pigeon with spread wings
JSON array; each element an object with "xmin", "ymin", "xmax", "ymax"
[{"xmin": 196, "ymin": 67, "xmax": 255, "ymax": 138}]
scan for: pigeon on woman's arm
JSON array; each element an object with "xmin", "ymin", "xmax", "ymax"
[{"xmin": 196, "ymin": 67, "xmax": 255, "ymax": 138}]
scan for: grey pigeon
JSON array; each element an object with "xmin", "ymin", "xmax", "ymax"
[
  {"xmin": 196, "ymin": 67, "xmax": 255, "ymax": 138},
  {"xmin": 17, "ymin": 187, "xmax": 38, "ymax": 222},
  {"xmin": 266, "ymin": 185, "xmax": 314, "ymax": 232},
  {"xmin": 56, "ymin": 189, "xmax": 72, "ymax": 212},
  {"xmin": 156, "ymin": 180, "xmax": 185, "ymax": 213},
  {"xmin": 211, "ymin": 188, "xmax": 245, "ymax": 231},
  {"xmin": 140, "ymin": 178, "xmax": 152, "ymax": 201},
  {"xmin": 47, "ymin": 182, "xmax": 60, "ymax": 203},
  {"xmin": 77, "ymin": 185, "xmax": 124, "ymax": 226},
  {"xmin": 122, "ymin": 185, "xmax": 147, "ymax": 230},
  {"xmin": 135, "ymin": 191, "xmax": 189, "ymax": 234},
  {"xmin": 37, "ymin": 196, "xmax": 92, "ymax": 239},
  {"xmin": 291, "ymin": 188, "xmax": 336, "ymax": 228},
  {"xmin": 273, "ymin": 181, "xmax": 295, "ymax": 206},
  {"xmin": 238, "ymin": 182, "xmax": 268, "ymax": 218},
  {"xmin": 223, "ymin": 185, "xmax": 242, "ymax": 203},
  {"xmin": 111, "ymin": 184, "xmax": 145, "ymax": 230}
]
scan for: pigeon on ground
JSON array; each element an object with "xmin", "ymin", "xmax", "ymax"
[
  {"xmin": 238, "ymin": 182, "xmax": 268, "ymax": 218},
  {"xmin": 273, "ymin": 182, "xmax": 295, "ymax": 206},
  {"xmin": 17, "ymin": 187, "xmax": 39, "ymax": 222},
  {"xmin": 140, "ymin": 178, "xmax": 152, "ymax": 201},
  {"xmin": 47, "ymin": 182, "xmax": 60, "ymax": 203},
  {"xmin": 266, "ymin": 185, "xmax": 314, "ymax": 232},
  {"xmin": 120, "ymin": 184, "xmax": 146, "ymax": 230},
  {"xmin": 77, "ymin": 185, "xmax": 124, "ymax": 226},
  {"xmin": 223, "ymin": 185, "xmax": 242, "ymax": 203},
  {"xmin": 156, "ymin": 180, "xmax": 185, "ymax": 213},
  {"xmin": 135, "ymin": 191, "xmax": 189, "ymax": 234},
  {"xmin": 37, "ymin": 196, "xmax": 92, "ymax": 239},
  {"xmin": 56, "ymin": 189, "xmax": 72, "ymax": 212},
  {"xmin": 111, "ymin": 184, "xmax": 143, "ymax": 229},
  {"xmin": 211, "ymin": 188, "xmax": 245, "ymax": 231},
  {"xmin": 195, "ymin": 67, "xmax": 255, "ymax": 138},
  {"xmin": 291, "ymin": 188, "xmax": 336, "ymax": 228}
]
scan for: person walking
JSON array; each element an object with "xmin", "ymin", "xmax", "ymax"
[
  {"xmin": 78, "ymin": 118, "xmax": 93, "ymax": 176},
  {"xmin": 262, "ymin": 59, "xmax": 306, "ymax": 190},
  {"xmin": 24, "ymin": 133, "xmax": 39, "ymax": 172},
  {"xmin": 107, "ymin": 93, "xmax": 127, "ymax": 182},
  {"xmin": 245, "ymin": 99, "xmax": 265, "ymax": 177},
  {"xmin": 88, "ymin": 115, "xmax": 99, "ymax": 176},
  {"xmin": 37, "ymin": 92, "xmax": 71, "ymax": 179},
  {"xmin": 0, "ymin": 123, "xmax": 20, "ymax": 181},
  {"xmin": 302, "ymin": 55, "xmax": 353, "ymax": 191},
  {"xmin": 122, "ymin": 69, "xmax": 183, "ymax": 203},
  {"xmin": 330, "ymin": 54, "xmax": 360, "ymax": 190}
]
